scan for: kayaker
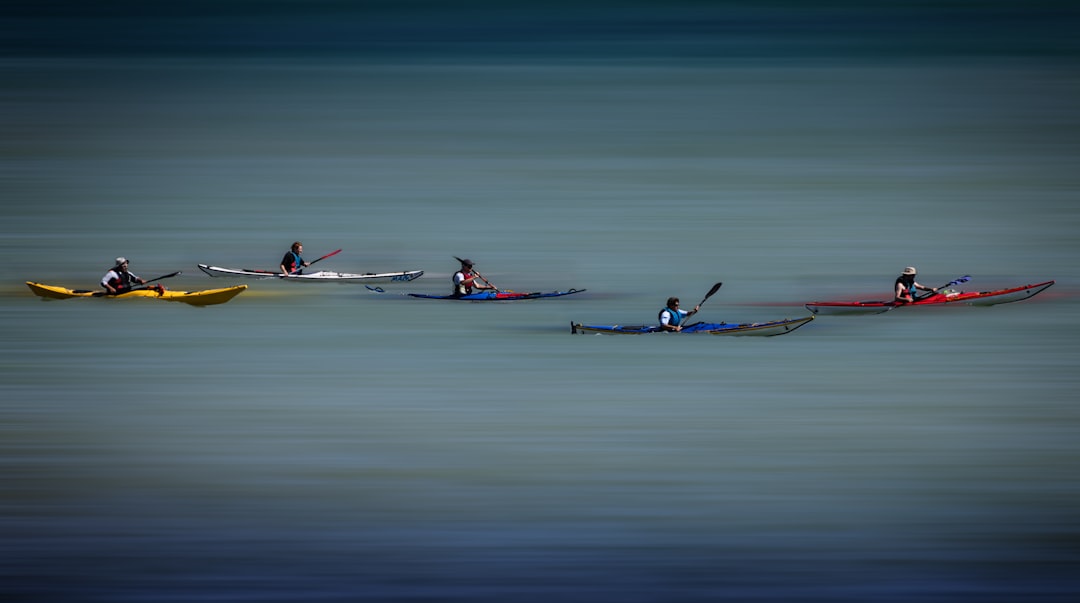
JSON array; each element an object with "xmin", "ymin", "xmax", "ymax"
[
  {"xmin": 894, "ymin": 266, "xmax": 937, "ymax": 303},
  {"xmin": 659, "ymin": 297, "xmax": 700, "ymax": 332},
  {"xmin": 280, "ymin": 241, "xmax": 310, "ymax": 275},
  {"xmin": 101, "ymin": 257, "xmax": 147, "ymax": 295},
  {"xmin": 452, "ymin": 258, "xmax": 497, "ymax": 296}
]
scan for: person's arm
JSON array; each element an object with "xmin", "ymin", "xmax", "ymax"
[
  {"xmin": 895, "ymin": 281, "xmax": 910, "ymax": 302},
  {"xmin": 281, "ymin": 253, "xmax": 293, "ymax": 275},
  {"xmin": 659, "ymin": 310, "xmax": 679, "ymax": 332},
  {"xmin": 460, "ymin": 274, "xmax": 492, "ymax": 290},
  {"xmin": 915, "ymin": 281, "xmax": 938, "ymax": 294},
  {"xmin": 101, "ymin": 272, "xmax": 118, "ymax": 294}
]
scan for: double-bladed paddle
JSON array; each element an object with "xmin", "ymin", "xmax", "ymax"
[
  {"xmin": 696, "ymin": 282, "xmax": 724, "ymax": 309},
  {"xmin": 913, "ymin": 274, "xmax": 971, "ymax": 301},
  {"xmin": 99, "ymin": 271, "xmax": 182, "ymax": 296},
  {"xmin": 680, "ymin": 282, "xmax": 723, "ymax": 329},
  {"xmin": 288, "ymin": 248, "xmax": 341, "ymax": 275}
]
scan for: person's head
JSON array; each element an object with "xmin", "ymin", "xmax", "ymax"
[
  {"xmin": 115, "ymin": 257, "xmax": 129, "ymax": 271},
  {"xmin": 901, "ymin": 266, "xmax": 917, "ymax": 281},
  {"xmin": 666, "ymin": 297, "xmax": 680, "ymax": 310},
  {"xmin": 291, "ymin": 242, "xmax": 303, "ymax": 253},
  {"xmin": 459, "ymin": 258, "xmax": 474, "ymax": 271}
]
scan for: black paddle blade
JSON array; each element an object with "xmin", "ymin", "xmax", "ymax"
[
  {"xmin": 695, "ymin": 282, "xmax": 723, "ymax": 308},
  {"xmin": 144, "ymin": 271, "xmax": 182, "ymax": 284}
]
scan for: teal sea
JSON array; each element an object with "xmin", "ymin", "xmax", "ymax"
[{"xmin": 3, "ymin": 3, "xmax": 1080, "ymax": 602}]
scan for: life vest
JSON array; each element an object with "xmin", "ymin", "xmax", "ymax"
[
  {"xmin": 453, "ymin": 270, "xmax": 473, "ymax": 296},
  {"xmin": 107, "ymin": 270, "xmax": 136, "ymax": 292},
  {"xmin": 895, "ymin": 276, "xmax": 916, "ymax": 299},
  {"xmin": 285, "ymin": 252, "xmax": 303, "ymax": 273},
  {"xmin": 658, "ymin": 307, "xmax": 682, "ymax": 327}
]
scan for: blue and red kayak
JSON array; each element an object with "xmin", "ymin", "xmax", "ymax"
[{"xmin": 409, "ymin": 289, "xmax": 586, "ymax": 301}]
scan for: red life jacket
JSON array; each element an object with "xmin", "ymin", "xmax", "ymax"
[
  {"xmin": 453, "ymin": 270, "xmax": 474, "ymax": 295},
  {"xmin": 107, "ymin": 270, "xmax": 135, "ymax": 292}
]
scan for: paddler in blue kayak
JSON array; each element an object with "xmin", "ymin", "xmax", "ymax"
[
  {"xmin": 452, "ymin": 257, "xmax": 497, "ymax": 296},
  {"xmin": 101, "ymin": 257, "xmax": 147, "ymax": 295},
  {"xmin": 659, "ymin": 297, "xmax": 700, "ymax": 332},
  {"xmin": 894, "ymin": 266, "xmax": 937, "ymax": 303},
  {"xmin": 280, "ymin": 241, "xmax": 310, "ymax": 275}
]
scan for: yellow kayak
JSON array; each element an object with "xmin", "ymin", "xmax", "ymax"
[{"xmin": 26, "ymin": 282, "xmax": 247, "ymax": 306}]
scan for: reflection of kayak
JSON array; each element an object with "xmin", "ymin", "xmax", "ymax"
[
  {"xmin": 409, "ymin": 289, "xmax": 586, "ymax": 301},
  {"xmin": 571, "ymin": 315, "xmax": 814, "ymax": 336},
  {"xmin": 198, "ymin": 264, "xmax": 423, "ymax": 283},
  {"xmin": 26, "ymin": 282, "xmax": 247, "ymax": 306},
  {"xmin": 805, "ymin": 280, "xmax": 1055, "ymax": 315}
]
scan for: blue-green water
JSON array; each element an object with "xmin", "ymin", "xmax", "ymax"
[{"xmin": 3, "ymin": 38, "xmax": 1080, "ymax": 603}]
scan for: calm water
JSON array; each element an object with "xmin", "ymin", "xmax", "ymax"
[{"xmin": 3, "ymin": 53, "xmax": 1079, "ymax": 601}]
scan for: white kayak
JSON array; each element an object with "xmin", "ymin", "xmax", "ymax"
[{"xmin": 198, "ymin": 264, "xmax": 423, "ymax": 283}]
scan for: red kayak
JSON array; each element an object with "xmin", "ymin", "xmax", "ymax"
[{"xmin": 805, "ymin": 280, "xmax": 1055, "ymax": 315}]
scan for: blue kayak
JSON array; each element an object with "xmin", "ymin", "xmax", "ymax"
[
  {"xmin": 571, "ymin": 315, "xmax": 814, "ymax": 336},
  {"xmin": 409, "ymin": 289, "xmax": 585, "ymax": 301}
]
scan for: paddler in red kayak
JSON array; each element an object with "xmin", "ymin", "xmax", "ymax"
[
  {"xmin": 452, "ymin": 257, "xmax": 497, "ymax": 296},
  {"xmin": 894, "ymin": 266, "xmax": 938, "ymax": 303},
  {"xmin": 101, "ymin": 257, "xmax": 148, "ymax": 295}
]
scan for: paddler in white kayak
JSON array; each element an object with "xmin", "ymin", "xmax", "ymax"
[
  {"xmin": 894, "ymin": 266, "xmax": 938, "ymax": 303},
  {"xmin": 280, "ymin": 241, "xmax": 310, "ymax": 276}
]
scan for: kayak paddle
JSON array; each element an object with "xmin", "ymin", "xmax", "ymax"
[
  {"xmin": 98, "ymin": 271, "xmax": 182, "ymax": 296},
  {"xmin": 288, "ymin": 248, "xmax": 341, "ymax": 275},
  {"xmin": 696, "ymin": 282, "xmax": 723, "ymax": 309},
  {"xmin": 680, "ymin": 281, "xmax": 722, "ymax": 328},
  {"xmin": 142, "ymin": 271, "xmax": 183, "ymax": 285},
  {"xmin": 914, "ymin": 275, "xmax": 971, "ymax": 301}
]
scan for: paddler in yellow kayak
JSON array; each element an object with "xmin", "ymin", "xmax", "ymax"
[{"xmin": 101, "ymin": 257, "xmax": 156, "ymax": 295}]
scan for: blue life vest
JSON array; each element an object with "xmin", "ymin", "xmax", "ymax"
[
  {"xmin": 289, "ymin": 252, "xmax": 304, "ymax": 273},
  {"xmin": 658, "ymin": 307, "xmax": 682, "ymax": 327}
]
